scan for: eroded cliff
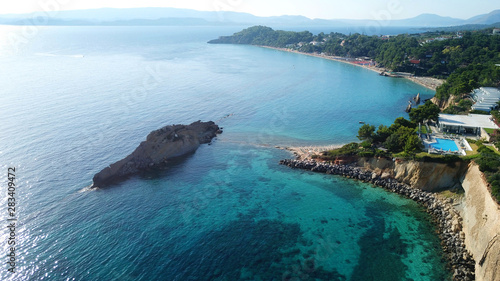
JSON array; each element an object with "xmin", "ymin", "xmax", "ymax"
[
  {"xmin": 358, "ymin": 157, "xmax": 500, "ymax": 280},
  {"xmin": 460, "ymin": 163, "xmax": 500, "ymax": 281},
  {"xmin": 357, "ymin": 157, "xmax": 468, "ymax": 191}
]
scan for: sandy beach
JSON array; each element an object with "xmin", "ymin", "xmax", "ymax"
[
  {"xmin": 260, "ymin": 46, "xmax": 445, "ymax": 91},
  {"xmin": 406, "ymin": 76, "xmax": 444, "ymax": 91},
  {"xmin": 277, "ymin": 145, "xmax": 342, "ymax": 160}
]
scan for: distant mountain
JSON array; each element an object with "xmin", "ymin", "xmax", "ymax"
[
  {"xmin": 465, "ymin": 9, "xmax": 500, "ymax": 25},
  {"xmin": 413, "ymin": 10, "xmax": 500, "ymax": 32},
  {"xmin": 0, "ymin": 7, "xmax": 499, "ymax": 28},
  {"xmin": 418, "ymin": 22, "xmax": 500, "ymax": 33},
  {"xmin": 0, "ymin": 7, "xmax": 257, "ymax": 24},
  {"xmin": 391, "ymin": 13, "xmax": 465, "ymax": 27}
]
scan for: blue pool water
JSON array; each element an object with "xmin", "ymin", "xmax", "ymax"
[{"xmin": 431, "ymin": 138, "xmax": 459, "ymax": 152}]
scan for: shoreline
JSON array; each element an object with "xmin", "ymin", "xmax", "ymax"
[
  {"xmin": 279, "ymin": 158, "xmax": 475, "ymax": 280},
  {"xmin": 260, "ymin": 46, "xmax": 444, "ymax": 91},
  {"xmin": 276, "ymin": 145, "xmax": 342, "ymax": 160}
]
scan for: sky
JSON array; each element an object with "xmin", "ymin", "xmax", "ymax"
[{"xmin": 2, "ymin": 0, "xmax": 499, "ymax": 20}]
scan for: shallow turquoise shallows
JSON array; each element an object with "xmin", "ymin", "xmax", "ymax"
[{"xmin": 0, "ymin": 26, "xmax": 448, "ymax": 280}]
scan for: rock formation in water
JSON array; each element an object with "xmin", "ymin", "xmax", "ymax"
[{"xmin": 91, "ymin": 121, "xmax": 222, "ymax": 188}]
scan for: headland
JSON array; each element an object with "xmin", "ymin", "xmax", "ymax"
[{"xmin": 279, "ymin": 144, "xmax": 500, "ymax": 281}]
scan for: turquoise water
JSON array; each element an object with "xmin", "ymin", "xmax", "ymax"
[
  {"xmin": 0, "ymin": 26, "xmax": 448, "ymax": 280},
  {"xmin": 431, "ymin": 138, "xmax": 459, "ymax": 152}
]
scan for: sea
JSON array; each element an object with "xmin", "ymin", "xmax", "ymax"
[{"xmin": 0, "ymin": 25, "xmax": 449, "ymax": 281}]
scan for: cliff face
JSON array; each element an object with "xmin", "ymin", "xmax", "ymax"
[
  {"xmin": 460, "ymin": 163, "xmax": 500, "ymax": 281},
  {"xmin": 358, "ymin": 157, "xmax": 500, "ymax": 280},
  {"xmin": 357, "ymin": 157, "xmax": 468, "ymax": 191},
  {"xmin": 431, "ymin": 95, "xmax": 455, "ymax": 111},
  {"xmin": 91, "ymin": 121, "xmax": 221, "ymax": 188}
]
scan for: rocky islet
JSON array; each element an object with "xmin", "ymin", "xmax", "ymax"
[{"xmin": 91, "ymin": 121, "xmax": 222, "ymax": 188}]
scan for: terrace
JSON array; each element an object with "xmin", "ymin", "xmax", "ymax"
[
  {"xmin": 418, "ymin": 113, "xmax": 500, "ymax": 156},
  {"xmin": 437, "ymin": 113, "xmax": 499, "ymax": 138}
]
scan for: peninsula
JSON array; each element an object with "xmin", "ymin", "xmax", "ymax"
[{"xmin": 91, "ymin": 121, "xmax": 222, "ymax": 188}]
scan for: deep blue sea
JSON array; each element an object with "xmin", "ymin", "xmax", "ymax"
[{"xmin": 0, "ymin": 25, "xmax": 448, "ymax": 280}]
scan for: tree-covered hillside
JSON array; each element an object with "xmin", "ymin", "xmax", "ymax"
[{"xmin": 208, "ymin": 26, "xmax": 314, "ymax": 47}]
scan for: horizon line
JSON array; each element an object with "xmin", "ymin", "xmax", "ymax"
[{"xmin": 0, "ymin": 6, "xmax": 490, "ymax": 22}]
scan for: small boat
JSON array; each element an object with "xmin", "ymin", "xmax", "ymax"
[{"xmin": 359, "ymin": 121, "xmax": 365, "ymax": 124}]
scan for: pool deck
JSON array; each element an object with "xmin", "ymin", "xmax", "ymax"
[
  {"xmin": 422, "ymin": 136, "xmax": 471, "ymax": 156},
  {"xmin": 418, "ymin": 123, "xmax": 478, "ymax": 156}
]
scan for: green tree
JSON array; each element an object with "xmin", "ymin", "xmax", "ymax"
[
  {"xmin": 384, "ymin": 134, "xmax": 401, "ymax": 152},
  {"xmin": 383, "ymin": 126, "xmax": 416, "ymax": 153},
  {"xmin": 389, "ymin": 117, "xmax": 416, "ymax": 132},
  {"xmin": 404, "ymin": 134, "xmax": 423, "ymax": 155},
  {"xmin": 374, "ymin": 125, "xmax": 392, "ymax": 143},
  {"xmin": 409, "ymin": 101, "xmax": 440, "ymax": 123},
  {"xmin": 357, "ymin": 124, "xmax": 375, "ymax": 142}
]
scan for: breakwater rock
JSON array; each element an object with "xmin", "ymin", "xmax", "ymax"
[
  {"xmin": 92, "ymin": 121, "xmax": 221, "ymax": 188},
  {"xmin": 279, "ymin": 159, "xmax": 475, "ymax": 281}
]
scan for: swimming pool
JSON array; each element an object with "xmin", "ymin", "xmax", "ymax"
[{"xmin": 430, "ymin": 138, "xmax": 459, "ymax": 152}]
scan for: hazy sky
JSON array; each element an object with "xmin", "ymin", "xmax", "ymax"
[{"xmin": 2, "ymin": 0, "xmax": 499, "ymax": 20}]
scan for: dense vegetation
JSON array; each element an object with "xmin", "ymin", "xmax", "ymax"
[
  {"xmin": 324, "ymin": 100, "xmax": 457, "ymax": 159},
  {"xmin": 208, "ymin": 26, "xmax": 314, "ymax": 47},
  {"xmin": 436, "ymin": 63, "xmax": 500, "ymax": 102},
  {"xmin": 321, "ymin": 119, "xmax": 421, "ymax": 159},
  {"xmin": 320, "ymin": 102, "xmax": 438, "ymax": 159},
  {"xmin": 470, "ymin": 140, "xmax": 500, "ymax": 202}
]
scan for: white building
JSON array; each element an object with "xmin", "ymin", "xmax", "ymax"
[
  {"xmin": 471, "ymin": 87, "xmax": 500, "ymax": 112},
  {"xmin": 438, "ymin": 113, "xmax": 499, "ymax": 135}
]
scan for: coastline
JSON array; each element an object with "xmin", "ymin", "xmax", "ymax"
[
  {"xmin": 279, "ymin": 158, "xmax": 475, "ymax": 280},
  {"xmin": 260, "ymin": 46, "xmax": 444, "ymax": 91},
  {"xmin": 277, "ymin": 144, "xmax": 342, "ymax": 160}
]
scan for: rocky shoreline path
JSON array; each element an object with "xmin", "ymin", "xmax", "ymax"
[{"xmin": 279, "ymin": 159, "xmax": 475, "ymax": 281}]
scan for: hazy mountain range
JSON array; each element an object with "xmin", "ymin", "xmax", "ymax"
[{"xmin": 0, "ymin": 7, "xmax": 499, "ymax": 28}]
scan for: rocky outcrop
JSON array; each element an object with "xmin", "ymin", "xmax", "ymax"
[
  {"xmin": 279, "ymin": 159, "xmax": 475, "ymax": 280},
  {"xmin": 432, "ymin": 95, "xmax": 455, "ymax": 111},
  {"xmin": 91, "ymin": 121, "xmax": 221, "ymax": 188},
  {"xmin": 358, "ymin": 157, "xmax": 468, "ymax": 191},
  {"xmin": 459, "ymin": 163, "xmax": 500, "ymax": 281}
]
